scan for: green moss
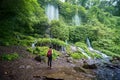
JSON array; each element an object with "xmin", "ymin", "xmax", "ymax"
[
  {"xmin": 101, "ymin": 49, "xmax": 120, "ymax": 57},
  {"xmin": 71, "ymin": 52, "xmax": 87, "ymax": 59}
]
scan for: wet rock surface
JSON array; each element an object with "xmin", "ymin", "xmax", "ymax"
[
  {"xmin": 82, "ymin": 64, "xmax": 97, "ymax": 69},
  {"xmin": 93, "ymin": 57, "xmax": 120, "ymax": 80}
]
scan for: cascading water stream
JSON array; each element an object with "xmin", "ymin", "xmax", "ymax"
[
  {"xmin": 45, "ymin": 3, "xmax": 59, "ymax": 37},
  {"xmin": 72, "ymin": 0, "xmax": 81, "ymax": 26},
  {"xmin": 86, "ymin": 38, "xmax": 109, "ymax": 58},
  {"xmin": 86, "ymin": 38, "xmax": 120, "ymax": 80},
  {"xmin": 78, "ymin": 47, "xmax": 91, "ymax": 59}
]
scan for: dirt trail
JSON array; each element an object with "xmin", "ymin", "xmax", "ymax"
[{"xmin": 0, "ymin": 46, "xmax": 95, "ymax": 80}]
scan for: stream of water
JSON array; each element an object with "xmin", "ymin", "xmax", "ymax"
[
  {"xmin": 78, "ymin": 47, "xmax": 91, "ymax": 59},
  {"xmin": 86, "ymin": 38, "xmax": 120, "ymax": 80},
  {"xmin": 86, "ymin": 38, "xmax": 109, "ymax": 58}
]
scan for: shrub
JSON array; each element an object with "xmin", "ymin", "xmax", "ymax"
[
  {"xmin": 108, "ymin": 46, "xmax": 120, "ymax": 55},
  {"xmin": 66, "ymin": 45, "xmax": 72, "ymax": 54},
  {"xmin": 101, "ymin": 49, "xmax": 120, "ymax": 57},
  {"xmin": 69, "ymin": 26, "xmax": 91, "ymax": 43},
  {"xmin": 75, "ymin": 42, "xmax": 88, "ymax": 50},
  {"xmin": 18, "ymin": 36, "xmax": 35, "ymax": 47},
  {"xmin": 32, "ymin": 46, "xmax": 60, "ymax": 60},
  {"xmin": 32, "ymin": 46, "xmax": 48, "ymax": 56},
  {"xmin": 37, "ymin": 38, "xmax": 66, "ymax": 47},
  {"xmin": 71, "ymin": 52, "xmax": 87, "ymax": 59},
  {"xmin": 27, "ymin": 47, "xmax": 34, "ymax": 53},
  {"xmin": 93, "ymin": 53, "xmax": 102, "ymax": 59},
  {"xmin": 0, "ymin": 52, "xmax": 19, "ymax": 61},
  {"xmin": 19, "ymin": 40, "xmax": 32, "ymax": 47},
  {"xmin": 52, "ymin": 49, "xmax": 61, "ymax": 60},
  {"xmin": 50, "ymin": 20, "xmax": 69, "ymax": 41}
]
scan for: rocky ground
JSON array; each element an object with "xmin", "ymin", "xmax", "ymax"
[{"xmin": 0, "ymin": 46, "xmax": 99, "ymax": 80}]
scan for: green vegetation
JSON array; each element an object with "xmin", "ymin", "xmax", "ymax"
[
  {"xmin": 71, "ymin": 52, "xmax": 87, "ymax": 59},
  {"xmin": 27, "ymin": 46, "xmax": 60, "ymax": 60},
  {"xmin": 66, "ymin": 42, "xmax": 102, "ymax": 59},
  {"xmin": 50, "ymin": 20, "xmax": 69, "ymax": 41},
  {"xmin": 0, "ymin": 52, "xmax": 19, "ymax": 61},
  {"xmin": 37, "ymin": 38, "xmax": 66, "ymax": 47},
  {"xmin": 0, "ymin": 0, "xmax": 47, "ymax": 46},
  {"xmin": 0, "ymin": 0, "xmax": 120, "ymax": 58}
]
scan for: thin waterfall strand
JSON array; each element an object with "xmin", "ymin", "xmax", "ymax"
[{"xmin": 86, "ymin": 38, "xmax": 108, "ymax": 58}]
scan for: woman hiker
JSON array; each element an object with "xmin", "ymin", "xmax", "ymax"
[{"xmin": 47, "ymin": 46, "xmax": 52, "ymax": 68}]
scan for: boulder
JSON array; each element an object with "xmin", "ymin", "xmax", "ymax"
[
  {"xmin": 35, "ymin": 55, "xmax": 46, "ymax": 63},
  {"xmin": 34, "ymin": 55, "xmax": 41, "ymax": 62},
  {"xmin": 82, "ymin": 63, "xmax": 97, "ymax": 69}
]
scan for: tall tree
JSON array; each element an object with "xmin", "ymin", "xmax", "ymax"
[
  {"xmin": 0, "ymin": 0, "xmax": 47, "ymax": 45},
  {"xmin": 0, "ymin": 0, "xmax": 46, "ymax": 33}
]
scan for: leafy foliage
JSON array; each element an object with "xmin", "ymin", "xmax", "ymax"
[
  {"xmin": 37, "ymin": 38, "xmax": 66, "ymax": 47},
  {"xmin": 27, "ymin": 46, "xmax": 60, "ymax": 60},
  {"xmin": 0, "ymin": 52, "xmax": 19, "ymax": 61},
  {"xmin": 69, "ymin": 26, "xmax": 88, "ymax": 42},
  {"xmin": 101, "ymin": 49, "xmax": 120, "ymax": 57},
  {"xmin": 0, "ymin": 0, "xmax": 47, "ymax": 45},
  {"xmin": 50, "ymin": 20, "xmax": 69, "ymax": 41},
  {"xmin": 71, "ymin": 52, "xmax": 87, "ymax": 59},
  {"xmin": 0, "ymin": 0, "xmax": 120, "ymax": 58}
]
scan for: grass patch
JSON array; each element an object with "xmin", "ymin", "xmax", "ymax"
[
  {"xmin": 70, "ymin": 52, "xmax": 87, "ymax": 59},
  {"xmin": 101, "ymin": 49, "xmax": 120, "ymax": 57},
  {"xmin": 0, "ymin": 52, "xmax": 19, "ymax": 61},
  {"xmin": 37, "ymin": 38, "xmax": 66, "ymax": 46}
]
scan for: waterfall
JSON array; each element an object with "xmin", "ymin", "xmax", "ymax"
[
  {"xmin": 72, "ymin": 13, "xmax": 81, "ymax": 26},
  {"xmin": 60, "ymin": 0, "xmax": 65, "ymax": 2},
  {"xmin": 86, "ymin": 38, "xmax": 109, "ymax": 58},
  {"xmin": 45, "ymin": 4, "xmax": 59, "ymax": 22},
  {"xmin": 71, "ymin": 0, "xmax": 81, "ymax": 26},
  {"xmin": 78, "ymin": 47, "xmax": 91, "ymax": 59},
  {"xmin": 86, "ymin": 38, "xmax": 93, "ymax": 50}
]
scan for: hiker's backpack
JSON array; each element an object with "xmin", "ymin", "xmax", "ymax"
[{"xmin": 47, "ymin": 49, "xmax": 52, "ymax": 57}]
